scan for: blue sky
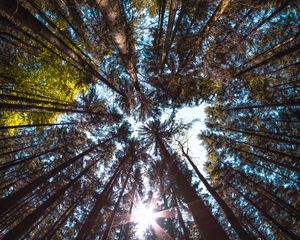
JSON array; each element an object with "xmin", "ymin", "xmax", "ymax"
[{"xmin": 175, "ymin": 104, "xmax": 208, "ymax": 174}]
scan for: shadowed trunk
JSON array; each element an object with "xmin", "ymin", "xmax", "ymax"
[
  {"xmin": 178, "ymin": 142, "xmax": 253, "ymax": 240},
  {"xmin": 155, "ymin": 134, "xmax": 228, "ymax": 240}
]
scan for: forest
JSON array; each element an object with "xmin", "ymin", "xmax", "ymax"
[{"xmin": 0, "ymin": 0, "xmax": 299, "ymax": 239}]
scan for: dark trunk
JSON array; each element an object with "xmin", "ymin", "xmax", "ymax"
[
  {"xmin": 0, "ymin": 142, "xmax": 106, "ymax": 215},
  {"xmin": 1, "ymin": 158, "xmax": 101, "ymax": 240},
  {"xmin": 102, "ymin": 160, "xmax": 134, "ymax": 239},
  {"xmin": 234, "ymin": 42, "xmax": 300, "ymax": 77},
  {"xmin": 227, "ymin": 181, "xmax": 300, "ymax": 240},
  {"xmin": 76, "ymin": 161, "xmax": 123, "ymax": 240},
  {"xmin": 156, "ymin": 135, "xmax": 228, "ymax": 240},
  {"xmin": 179, "ymin": 142, "xmax": 253, "ymax": 240},
  {"xmin": 0, "ymin": 147, "xmax": 57, "ymax": 172},
  {"xmin": 0, "ymin": 0, "xmax": 124, "ymax": 96},
  {"xmin": 172, "ymin": 188, "xmax": 190, "ymax": 240}
]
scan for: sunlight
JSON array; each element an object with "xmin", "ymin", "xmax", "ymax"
[{"xmin": 132, "ymin": 203, "xmax": 156, "ymax": 237}]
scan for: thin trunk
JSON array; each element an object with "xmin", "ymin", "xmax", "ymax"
[
  {"xmin": 234, "ymin": 42, "xmax": 300, "ymax": 77},
  {"xmin": 122, "ymin": 187, "xmax": 136, "ymax": 240},
  {"xmin": 43, "ymin": 186, "xmax": 90, "ymax": 240},
  {"xmin": 226, "ymin": 100, "xmax": 300, "ymax": 111},
  {"xmin": 1, "ymin": 158, "xmax": 101, "ymax": 240},
  {"xmin": 229, "ymin": 138, "xmax": 298, "ymax": 160},
  {"xmin": 240, "ymin": 32, "xmax": 300, "ymax": 69},
  {"xmin": 0, "ymin": 0, "xmax": 123, "ymax": 96},
  {"xmin": 172, "ymin": 188, "xmax": 190, "ymax": 240},
  {"xmin": 228, "ymin": 145, "xmax": 299, "ymax": 174},
  {"xmin": 0, "ymin": 142, "xmax": 106, "ymax": 215},
  {"xmin": 227, "ymin": 181, "xmax": 300, "ymax": 240},
  {"xmin": 102, "ymin": 160, "xmax": 134, "ymax": 239},
  {"xmin": 0, "ymin": 16, "xmax": 78, "ymax": 69},
  {"xmin": 155, "ymin": 135, "xmax": 228, "ymax": 240},
  {"xmin": 27, "ymin": 0, "xmax": 92, "ymax": 62},
  {"xmin": 159, "ymin": 0, "xmax": 179, "ymax": 74},
  {"xmin": 185, "ymin": 0, "xmax": 231, "ymax": 68},
  {"xmin": 231, "ymin": 2, "xmax": 289, "ymax": 49},
  {"xmin": 1, "ymin": 86, "xmax": 75, "ymax": 105},
  {"xmin": 159, "ymin": 177, "xmax": 175, "ymax": 237},
  {"xmin": 76, "ymin": 161, "xmax": 123, "ymax": 240},
  {"xmin": 0, "ymin": 102, "xmax": 85, "ymax": 114},
  {"xmin": 178, "ymin": 142, "xmax": 252, "ymax": 240},
  {"xmin": 225, "ymin": 164, "xmax": 300, "ymax": 220},
  {"xmin": 0, "ymin": 147, "xmax": 57, "ymax": 172},
  {"xmin": 155, "ymin": 0, "xmax": 166, "ymax": 49},
  {"xmin": 225, "ymin": 127, "xmax": 300, "ymax": 146},
  {"xmin": 0, "ymin": 122, "xmax": 73, "ymax": 131},
  {"xmin": 0, "ymin": 93, "xmax": 78, "ymax": 108}
]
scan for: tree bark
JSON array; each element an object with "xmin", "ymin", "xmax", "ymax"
[
  {"xmin": 155, "ymin": 135, "xmax": 228, "ymax": 240},
  {"xmin": 178, "ymin": 142, "xmax": 253, "ymax": 240}
]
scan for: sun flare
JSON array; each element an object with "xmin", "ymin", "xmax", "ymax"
[{"xmin": 132, "ymin": 204, "xmax": 156, "ymax": 236}]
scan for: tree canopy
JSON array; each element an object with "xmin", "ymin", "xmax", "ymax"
[{"xmin": 0, "ymin": 0, "xmax": 299, "ymax": 239}]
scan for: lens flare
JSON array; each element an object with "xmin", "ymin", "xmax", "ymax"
[{"xmin": 132, "ymin": 203, "xmax": 156, "ymax": 237}]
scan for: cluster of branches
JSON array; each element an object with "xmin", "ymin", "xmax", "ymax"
[{"xmin": 0, "ymin": 0, "xmax": 299, "ymax": 239}]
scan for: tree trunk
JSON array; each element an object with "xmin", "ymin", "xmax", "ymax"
[
  {"xmin": 172, "ymin": 188, "xmax": 190, "ymax": 240},
  {"xmin": 155, "ymin": 135, "xmax": 228, "ymax": 240},
  {"xmin": 225, "ymin": 127, "xmax": 300, "ymax": 146},
  {"xmin": 178, "ymin": 142, "xmax": 253, "ymax": 240},
  {"xmin": 228, "ymin": 145, "xmax": 299, "ymax": 174},
  {"xmin": 230, "ymin": 1, "xmax": 289, "ymax": 51},
  {"xmin": 0, "ymin": 0, "xmax": 123, "ymax": 96},
  {"xmin": 159, "ymin": 0, "xmax": 179, "ymax": 74},
  {"xmin": 76, "ymin": 160, "xmax": 123, "ymax": 239},
  {"xmin": 1, "ymin": 158, "xmax": 101, "ymax": 240},
  {"xmin": 185, "ymin": 0, "xmax": 231, "ymax": 67},
  {"xmin": 0, "ymin": 93, "xmax": 78, "ymax": 108},
  {"xmin": 43, "ymin": 185, "xmax": 90, "ymax": 240},
  {"xmin": 96, "ymin": 0, "xmax": 137, "ymax": 84},
  {"xmin": 227, "ymin": 181, "xmax": 300, "ymax": 240},
  {"xmin": 0, "ymin": 143, "xmax": 104, "ymax": 215},
  {"xmin": 0, "ymin": 122, "xmax": 73, "ymax": 131},
  {"xmin": 102, "ymin": 159, "xmax": 134, "ymax": 239},
  {"xmin": 234, "ymin": 42, "xmax": 300, "ymax": 77},
  {"xmin": 0, "ymin": 147, "xmax": 57, "ymax": 172}
]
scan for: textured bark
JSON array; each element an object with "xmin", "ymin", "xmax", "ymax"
[{"xmin": 96, "ymin": 0, "xmax": 137, "ymax": 83}]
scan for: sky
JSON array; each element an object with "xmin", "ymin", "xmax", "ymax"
[{"xmin": 175, "ymin": 104, "xmax": 208, "ymax": 175}]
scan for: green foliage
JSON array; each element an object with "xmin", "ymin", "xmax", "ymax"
[{"xmin": 0, "ymin": 53, "xmax": 87, "ymax": 133}]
